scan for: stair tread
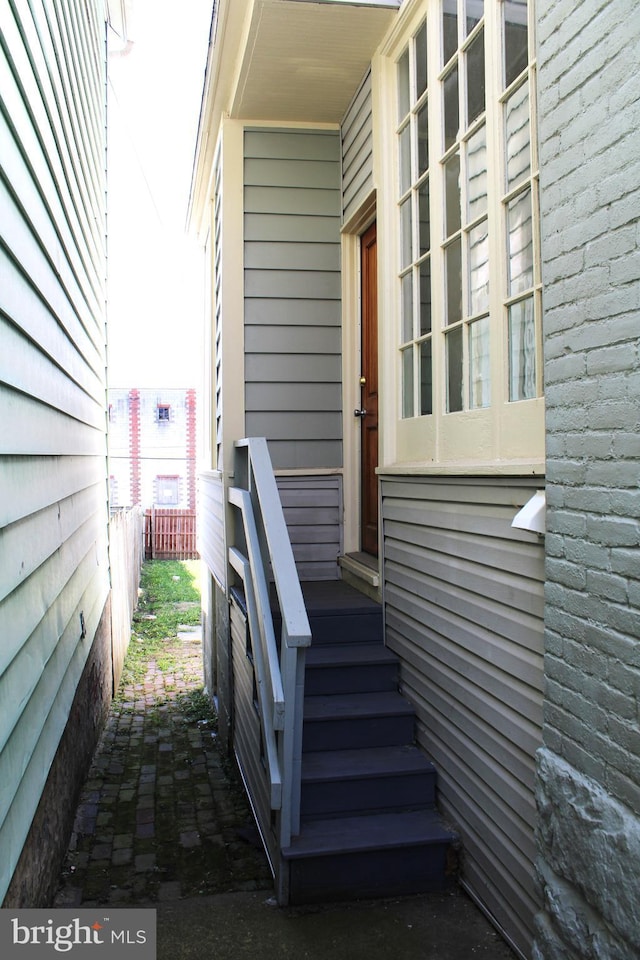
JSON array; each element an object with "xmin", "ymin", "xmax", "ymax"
[
  {"xmin": 304, "ymin": 690, "xmax": 413, "ymax": 721},
  {"xmin": 283, "ymin": 809, "xmax": 454, "ymax": 859},
  {"xmin": 302, "ymin": 744, "xmax": 435, "ymax": 782},
  {"xmin": 272, "ymin": 580, "xmax": 381, "ymax": 616},
  {"xmin": 306, "ymin": 643, "xmax": 397, "ymax": 668}
]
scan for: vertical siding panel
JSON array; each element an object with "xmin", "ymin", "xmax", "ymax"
[
  {"xmin": 381, "ymin": 475, "xmax": 544, "ymax": 959},
  {"xmin": 0, "ymin": 0, "xmax": 108, "ymax": 903},
  {"xmin": 243, "ymin": 128, "xmax": 342, "ymax": 471}
]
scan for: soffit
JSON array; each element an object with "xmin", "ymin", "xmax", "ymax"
[{"xmin": 232, "ymin": 0, "xmax": 398, "ymax": 122}]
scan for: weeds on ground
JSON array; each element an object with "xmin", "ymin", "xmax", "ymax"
[
  {"xmin": 177, "ymin": 687, "xmax": 217, "ymax": 729},
  {"xmin": 117, "ymin": 560, "xmax": 203, "ymax": 691}
]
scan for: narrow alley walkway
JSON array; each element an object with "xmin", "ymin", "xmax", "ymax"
[
  {"xmin": 54, "ymin": 608, "xmax": 272, "ymax": 907},
  {"xmin": 53, "ymin": 563, "xmax": 515, "ymax": 960}
]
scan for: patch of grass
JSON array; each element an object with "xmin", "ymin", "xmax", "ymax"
[
  {"xmin": 116, "ymin": 560, "xmax": 203, "ymax": 693},
  {"xmin": 177, "ymin": 687, "xmax": 217, "ymax": 727},
  {"xmin": 141, "ymin": 560, "xmax": 201, "ymax": 604}
]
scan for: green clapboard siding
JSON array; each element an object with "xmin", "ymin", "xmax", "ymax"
[
  {"xmin": 0, "ymin": 0, "xmax": 109, "ymax": 903},
  {"xmin": 244, "ymin": 128, "xmax": 342, "ymax": 471}
]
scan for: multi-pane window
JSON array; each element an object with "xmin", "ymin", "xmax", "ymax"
[
  {"xmin": 441, "ymin": 0, "xmax": 489, "ymax": 412},
  {"xmin": 396, "ymin": 0, "xmax": 540, "ymax": 422},
  {"xmin": 397, "ymin": 20, "xmax": 432, "ymax": 419},
  {"xmin": 502, "ymin": 0, "xmax": 539, "ymax": 401}
]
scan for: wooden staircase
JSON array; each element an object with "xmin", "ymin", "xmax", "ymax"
[{"xmin": 275, "ymin": 581, "xmax": 456, "ymax": 904}]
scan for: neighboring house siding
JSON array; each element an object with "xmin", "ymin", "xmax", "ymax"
[
  {"xmin": 243, "ymin": 128, "xmax": 342, "ymax": 471},
  {"xmin": 108, "ymin": 387, "xmax": 197, "ymax": 510},
  {"xmin": 381, "ymin": 475, "xmax": 544, "ymax": 958},
  {"xmin": 341, "ymin": 69, "xmax": 373, "ymax": 224},
  {"xmin": 213, "ymin": 144, "xmax": 223, "ymax": 471},
  {"xmin": 0, "ymin": 0, "xmax": 109, "ymax": 905},
  {"xmin": 535, "ymin": 2, "xmax": 640, "ymax": 958}
]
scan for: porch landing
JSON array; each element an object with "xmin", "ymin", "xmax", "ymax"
[{"xmin": 292, "ymin": 577, "xmax": 382, "ymax": 613}]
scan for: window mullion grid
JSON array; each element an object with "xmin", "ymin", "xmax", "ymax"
[
  {"xmin": 499, "ymin": 6, "xmax": 542, "ymax": 404},
  {"xmin": 398, "ymin": 22, "xmax": 433, "ymax": 420},
  {"xmin": 499, "ymin": 64, "xmax": 542, "ymax": 402}
]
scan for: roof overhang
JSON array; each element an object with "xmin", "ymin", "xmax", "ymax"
[
  {"xmin": 188, "ymin": 0, "xmax": 399, "ymax": 234},
  {"xmin": 233, "ymin": 0, "xmax": 398, "ymax": 121}
]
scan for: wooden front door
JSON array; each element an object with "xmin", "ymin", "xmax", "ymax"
[{"xmin": 360, "ymin": 222, "xmax": 378, "ymax": 557}]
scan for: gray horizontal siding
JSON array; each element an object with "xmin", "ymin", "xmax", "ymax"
[
  {"xmin": 245, "ymin": 325, "xmax": 341, "ymax": 354},
  {"xmin": 0, "ymin": 0, "xmax": 108, "ymax": 903},
  {"xmin": 381, "ymin": 475, "xmax": 544, "ymax": 960},
  {"xmin": 245, "ymin": 298, "xmax": 341, "ymax": 327},
  {"xmin": 245, "ymin": 129, "xmax": 339, "ymax": 161},
  {"xmin": 341, "ymin": 70, "xmax": 373, "ymax": 223},
  {"xmin": 244, "ymin": 128, "xmax": 342, "ymax": 472},
  {"xmin": 244, "ymin": 213, "xmax": 340, "ymax": 243},
  {"xmin": 245, "ymin": 383, "xmax": 341, "ymax": 411},
  {"xmin": 277, "ymin": 475, "xmax": 343, "ymax": 581},
  {"xmin": 245, "ymin": 353, "xmax": 342, "ymax": 383},
  {"xmin": 244, "ymin": 241, "xmax": 340, "ymax": 271}
]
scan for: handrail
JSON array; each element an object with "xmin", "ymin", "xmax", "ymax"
[
  {"xmin": 235, "ymin": 438, "xmax": 310, "ymax": 647},
  {"xmin": 228, "ymin": 437, "xmax": 311, "ymax": 902}
]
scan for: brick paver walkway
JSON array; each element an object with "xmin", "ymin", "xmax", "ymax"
[{"xmin": 54, "ymin": 627, "xmax": 272, "ymax": 907}]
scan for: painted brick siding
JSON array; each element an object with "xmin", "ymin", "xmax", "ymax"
[{"xmin": 536, "ymin": 1, "xmax": 640, "ymax": 958}]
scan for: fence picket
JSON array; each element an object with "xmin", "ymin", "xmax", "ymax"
[{"xmin": 144, "ymin": 509, "xmax": 198, "ymax": 560}]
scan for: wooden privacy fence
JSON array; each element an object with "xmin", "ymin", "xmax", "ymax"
[
  {"xmin": 145, "ymin": 508, "xmax": 199, "ymax": 560},
  {"xmin": 110, "ymin": 506, "xmax": 145, "ymax": 690}
]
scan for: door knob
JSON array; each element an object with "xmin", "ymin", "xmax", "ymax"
[{"xmin": 354, "ymin": 408, "xmax": 367, "ymax": 417}]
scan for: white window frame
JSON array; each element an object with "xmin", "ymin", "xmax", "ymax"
[{"xmin": 376, "ymin": 0, "xmax": 544, "ymax": 473}]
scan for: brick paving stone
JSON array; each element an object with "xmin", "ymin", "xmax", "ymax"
[
  {"xmin": 53, "ymin": 619, "xmax": 272, "ymax": 908},
  {"xmin": 179, "ymin": 831, "xmax": 201, "ymax": 849},
  {"xmin": 112, "ymin": 848, "xmax": 132, "ymax": 867},
  {"xmin": 135, "ymin": 823, "xmax": 155, "ymax": 839},
  {"xmin": 134, "ymin": 853, "xmax": 156, "ymax": 873},
  {"xmin": 113, "ymin": 833, "xmax": 133, "ymax": 849}
]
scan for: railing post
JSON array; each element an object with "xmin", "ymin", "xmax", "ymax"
[{"xmin": 228, "ymin": 438, "xmax": 311, "ymax": 904}]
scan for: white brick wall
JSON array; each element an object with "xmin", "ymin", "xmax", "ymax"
[{"xmin": 536, "ymin": 0, "xmax": 640, "ymax": 957}]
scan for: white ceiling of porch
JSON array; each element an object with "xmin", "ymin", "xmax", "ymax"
[{"xmin": 231, "ymin": 0, "xmax": 398, "ymax": 122}]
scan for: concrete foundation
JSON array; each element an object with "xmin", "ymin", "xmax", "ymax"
[{"xmin": 534, "ymin": 749, "xmax": 640, "ymax": 960}]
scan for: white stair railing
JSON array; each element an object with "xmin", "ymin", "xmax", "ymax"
[{"xmin": 228, "ymin": 438, "xmax": 311, "ymax": 901}]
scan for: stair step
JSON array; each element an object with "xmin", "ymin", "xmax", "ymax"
[
  {"xmin": 272, "ymin": 581, "xmax": 383, "ymax": 644},
  {"xmin": 303, "ymin": 691, "xmax": 415, "ymax": 752},
  {"xmin": 309, "ymin": 609, "xmax": 383, "ymax": 645},
  {"xmin": 301, "ymin": 744, "xmax": 436, "ymax": 818},
  {"xmin": 285, "ymin": 808, "xmax": 453, "ymax": 857},
  {"xmin": 282, "ymin": 809, "xmax": 455, "ymax": 904},
  {"xmin": 305, "ymin": 642, "xmax": 398, "ymax": 695}
]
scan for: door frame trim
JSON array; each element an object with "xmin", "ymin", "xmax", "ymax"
[{"xmin": 341, "ymin": 193, "xmax": 377, "ymax": 556}]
